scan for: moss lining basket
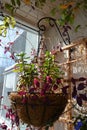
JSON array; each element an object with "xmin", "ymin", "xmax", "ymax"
[{"xmin": 10, "ymin": 92, "xmax": 67, "ymax": 127}]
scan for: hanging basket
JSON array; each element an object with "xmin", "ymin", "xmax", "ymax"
[{"xmin": 9, "ymin": 92, "xmax": 67, "ymax": 127}]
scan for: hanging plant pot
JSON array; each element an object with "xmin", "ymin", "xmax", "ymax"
[{"xmin": 9, "ymin": 92, "xmax": 67, "ymax": 127}]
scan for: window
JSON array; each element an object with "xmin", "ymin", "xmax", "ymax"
[{"xmin": 0, "ymin": 19, "xmax": 39, "ymax": 128}]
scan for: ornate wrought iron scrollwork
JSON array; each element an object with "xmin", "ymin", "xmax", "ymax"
[{"xmin": 37, "ymin": 17, "xmax": 71, "ymax": 45}]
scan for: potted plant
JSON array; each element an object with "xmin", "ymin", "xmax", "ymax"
[{"xmin": 9, "ymin": 40, "xmax": 68, "ymax": 128}]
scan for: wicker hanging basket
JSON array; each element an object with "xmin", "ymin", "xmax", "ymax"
[{"xmin": 10, "ymin": 92, "xmax": 67, "ymax": 127}]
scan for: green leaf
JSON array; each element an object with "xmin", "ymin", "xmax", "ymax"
[
  {"xmin": 39, "ymin": 0, "xmax": 46, "ymax": 3},
  {"xmin": 45, "ymin": 126, "xmax": 49, "ymax": 130},
  {"xmin": 11, "ymin": 0, "xmax": 16, "ymax": 6},
  {"xmin": 50, "ymin": 7, "xmax": 57, "ymax": 16},
  {"xmin": 75, "ymin": 25, "xmax": 81, "ymax": 32},
  {"xmin": 5, "ymin": 22, "xmax": 9, "ymax": 27},
  {"xmin": 0, "ymin": 25, "xmax": 7, "ymax": 37},
  {"xmin": 75, "ymin": 2, "xmax": 81, "ymax": 8},
  {"xmin": 16, "ymin": 0, "xmax": 21, "ymax": 6},
  {"xmin": 5, "ymin": 3, "xmax": 14, "ymax": 11},
  {"xmin": 35, "ymin": 0, "xmax": 46, "ymax": 8},
  {"xmin": 50, "ymin": 0, "xmax": 56, "ymax": 2},
  {"xmin": 17, "ymin": 52, "xmax": 26, "ymax": 57},
  {"xmin": 3, "ymin": 29, "xmax": 7, "ymax": 37},
  {"xmin": 69, "ymin": 14, "xmax": 74, "ymax": 24},
  {"xmin": 10, "ymin": 17, "xmax": 16, "ymax": 28},
  {"xmin": 56, "ymin": 19, "xmax": 65, "ymax": 26}
]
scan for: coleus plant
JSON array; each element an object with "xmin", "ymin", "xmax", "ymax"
[
  {"xmin": 71, "ymin": 77, "xmax": 87, "ymax": 107},
  {"xmin": 14, "ymin": 51, "xmax": 65, "ymax": 96}
]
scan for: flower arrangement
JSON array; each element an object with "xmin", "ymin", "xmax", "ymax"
[
  {"xmin": 9, "ymin": 42, "xmax": 68, "ymax": 128},
  {"xmin": 15, "ymin": 51, "xmax": 64, "ymax": 96}
]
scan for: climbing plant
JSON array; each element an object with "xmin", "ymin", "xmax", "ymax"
[{"xmin": 4, "ymin": 0, "xmax": 87, "ymax": 26}]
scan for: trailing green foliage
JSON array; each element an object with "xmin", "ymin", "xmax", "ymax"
[
  {"xmin": 14, "ymin": 52, "xmax": 38, "ymax": 88},
  {"xmin": 4, "ymin": 0, "xmax": 87, "ymax": 31},
  {"xmin": 0, "ymin": 16, "xmax": 16, "ymax": 37},
  {"xmin": 5, "ymin": 0, "xmax": 20, "ymax": 14},
  {"xmin": 14, "ymin": 51, "xmax": 64, "ymax": 92}
]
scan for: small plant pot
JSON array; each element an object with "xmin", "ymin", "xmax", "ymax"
[{"xmin": 9, "ymin": 92, "xmax": 67, "ymax": 127}]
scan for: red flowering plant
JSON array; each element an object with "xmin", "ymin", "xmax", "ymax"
[
  {"xmin": 9, "ymin": 46, "xmax": 68, "ymax": 128},
  {"xmin": 14, "ymin": 50, "xmax": 64, "ymax": 96}
]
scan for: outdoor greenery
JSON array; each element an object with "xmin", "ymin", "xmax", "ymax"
[
  {"xmin": 0, "ymin": 0, "xmax": 86, "ymax": 37},
  {"xmin": 0, "ymin": 16, "xmax": 16, "ymax": 37},
  {"xmin": 4, "ymin": 0, "xmax": 87, "ymax": 26}
]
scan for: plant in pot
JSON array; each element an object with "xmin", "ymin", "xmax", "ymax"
[{"xmin": 9, "ymin": 39, "xmax": 68, "ymax": 129}]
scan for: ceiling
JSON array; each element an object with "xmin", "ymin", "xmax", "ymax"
[{"xmin": 2, "ymin": 0, "xmax": 60, "ymax": 29}]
